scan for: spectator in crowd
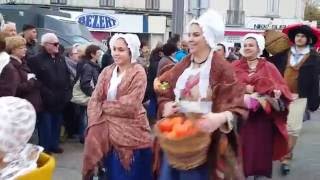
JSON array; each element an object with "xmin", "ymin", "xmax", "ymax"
[
  {"xmin": 0, "ymin": 35, "xmax": 42, "ymax": 112},
  {"xmin": 145, "ymin": 43, "xmax": 163, "ymax": 123},
  {"xmin": 157, "ymin": 42, "xmax": 178, "ymax": 76},
  {"xmin": 137, "ymin": 41, "xmax": 150, "ymax": 70},
  {"xmin": 22, "ymin": 24, "xmax": 39, "ymax": 58},
  {"xmin": 63, "ymin": 44, "xmax": 82, "ymax": 139},
  {"xmin": 1, "ymin": 22, "xmax": 17, "ymax": 37},
  {"xmin": 65, "ymin": 44, "xmax": 81, "ymax": 82},
  {"xmin": 226, "ymin": 47, "xmax": 240, "ymax": 62},
  {"xmin": 28, "ymin": 33, "xmax": 72, "ymax": 154},
  {"xmin": 101, "ymin": 37, "xmax": 114, "ymax": 69},
  {"xmin": 76, "ymin": 44, "xmax": 101, "ymax": 143},
  {"xmin": 174, "ymin": 39, "xmax": 188, "ymax": 62},
  {"xmin": 167, "ymin": 33, "xmax": 180, "ymax": 45},
  {"xmin": 0, "ymin": 32, "xmax": 10, "ymax": 76}
]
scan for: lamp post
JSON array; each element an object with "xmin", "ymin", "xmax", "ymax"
[{"xmin": 172, "ymin": 0, "xmax": 184, "ymax": 36}]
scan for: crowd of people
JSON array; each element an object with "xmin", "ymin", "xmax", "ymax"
[{"xmin": 0, "ymin": 8, "xmax": 320, "ymax": 180}]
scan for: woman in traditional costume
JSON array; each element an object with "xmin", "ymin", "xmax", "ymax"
[
  {"xmin": 154, "ymin": 10, "xmax": 247, "ymax": 180},
  {"xmin": 232, "ymin": 33, "xmax": 292, "ymax": 179},
  {"xmin": 82, "ymin": 33, "xmax": 153, "ymax": 180}
]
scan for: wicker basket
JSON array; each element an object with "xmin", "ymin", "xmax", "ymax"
[
  {"xmin": 265, "ymin": 30, "xmax": 290, "ymax": 55},
  {"xmin": 154, "ymin": 114, "xmax": 212, "ymax": 170}
]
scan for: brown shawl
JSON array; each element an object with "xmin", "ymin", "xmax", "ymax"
[
  {"xmin": 155, "ymin": 52, "xmax": 248, "ymax": 179},
  {"xmin": 82, "ymin": 63, "xmax": 152, "ymax": 177}
]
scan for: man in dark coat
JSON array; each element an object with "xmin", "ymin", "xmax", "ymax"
[
  {"xmin": 268, "ymin": 25, "xmax": 320, "ymax": 175},
  {"xmin": 28, "ymin": 33, "xmax": 72, "ymax": 154},
  {"xmin": 22, "ymin": 24, "xmax": 39, "ymax": 59}
]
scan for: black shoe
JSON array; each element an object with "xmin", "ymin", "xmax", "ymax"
[{"xmin": 281, "ymin": 164, "xmax": 290, "ymax": 176}]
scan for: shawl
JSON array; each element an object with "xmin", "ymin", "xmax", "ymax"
[
  {"xmin": 82, "ymin": 63, "xmax": 152, "ymax": 177},
  {"xmin": 232, "ymin": 58, "xmax": 292, "ymax": 159},
  {"xmin": 157, "ymin": 53, "xmax": 247, "ymax": 118}
]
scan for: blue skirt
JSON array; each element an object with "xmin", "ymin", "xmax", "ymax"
[
  {"xmin": 159, "ymin": 155, "xmax": 209, "ymax": 180},
  {"xmin": 103, "ymin": 148, "xmax": 153, "ymax": 180}
]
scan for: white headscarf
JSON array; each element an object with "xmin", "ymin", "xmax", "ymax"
[
  {"xmin": 0, "ymin": 97, "xmax": 36, "ymax": 162},
  {"xmin": 109, "ymin": 33, "xmax": 141, "ymax": 63},
  {"xmin": 240, "ymin": 33, "xmax": 265, "ymax": 58},
  {"xmin": 187, "ymin": 10, "xmax": 225, "ymax": 49},
  {"xmin": 107, "ymin": 33, "xmax": 141, "ymax": 101},
  {"xmin": 0, "ymin": 51, "xmax": 10, "ymax": 74}
]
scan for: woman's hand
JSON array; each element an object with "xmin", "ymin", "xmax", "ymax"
[
  {"xmin": 197, "ymin": 112, "xmax": 228, "ymax": 133},
  {"xmin": 273, "ymin": 89, "xmax": 281, "ymax": 99},
  {"xmin": 246, "ymin": 85, "xmax": 254, "ymax": 94},
  {"xmin": 162, "ymin": 101, "xmax": 180, "ymax": 117},
  {"xmin": 292, "ymin": 93, "xmax": 299, "ymax": 100}
]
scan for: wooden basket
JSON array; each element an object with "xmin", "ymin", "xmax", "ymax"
[
  {"xmin": 154, "ymin": 113, "xmax": 212, "ymax": 170},
  {"xmin": 265, "ymin": 30, "xmax": 290, "ymax": 55}
]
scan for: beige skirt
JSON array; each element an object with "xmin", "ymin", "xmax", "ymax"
[{"xmin": 287, "ymin": 98, "xmax": 307, "ymax": 136}]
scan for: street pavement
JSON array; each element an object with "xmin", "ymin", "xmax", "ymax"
[{"xmin": 53, "ymin": 110, "xmax": 320, "ymax": 180}]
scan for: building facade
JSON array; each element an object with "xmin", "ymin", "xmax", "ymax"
[
  {"xmin": 184, "ymin": 0, "xmax": 313, "ymax": 43},
  {"xmin": 0, "ymin": 0, "xmax": 315, "ymax": 45},
  {"xmin": 0, "ymin": 0, "xmax": 172, "ymax": 48}
]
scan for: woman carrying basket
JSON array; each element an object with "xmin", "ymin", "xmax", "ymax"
[{"xmin": 154, "ymin": 10, "xmax": 248, "ymax": 180}]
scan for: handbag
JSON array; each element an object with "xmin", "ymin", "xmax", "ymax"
[{"xmin": 71, "ymin": 79, "xmax": 91, "ymax": 106}]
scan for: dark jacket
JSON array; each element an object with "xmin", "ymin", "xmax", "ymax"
[
  {"xmin": 76, "ymin": 60, "xmax": 100, "ymax": 97},
  {"xmin": 26, "ymin": 40, "xmax": 39, "ymax": 59},
  {"xmin": 157, "ymin": 56, "xmax": 175, "ymax": 76},
  {"xmin": 28, "ymin": 50, "xmax": 72, "ymax": 112},
  {"xmin": 146, "ymin": 52, "xmax": 162, "ymax": 101},
  {"xmin": 0, "ymin": 57, "xmax": 42, "ymax": 111},
  {"xmin": 101, "ymin": 51, "xmax": 114, "ymax": 70},
  {"xmin": 269, "ymin": 49, "xmax": 320, "ymax": 111}
]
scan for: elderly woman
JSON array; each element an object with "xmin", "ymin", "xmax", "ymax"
[
  {"xmin": 154, "ymin": 10, "xmax": 247, "ymax": 180},
  {"xmin": 0, "ymin": 97, "xmax": 43, "ymax": 180},
  {"xmin": 0, "ymin": 35, "xmax": 42, "ymax": 111},
  {"xmin": 232, "ymin": 33, "xmax": 292, "ymax": 179},
  {"xmin": 82, "ymin": 33, "xmax": 152, "ymax": 180}
]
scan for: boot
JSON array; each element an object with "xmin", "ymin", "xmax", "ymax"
[{"xmin": 280, "ymin": 135, "xmax": 298, "ymax": 176}]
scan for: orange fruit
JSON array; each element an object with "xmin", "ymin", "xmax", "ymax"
[
  {"xmin": 158, "ymin": 118, "xmax": 174, "ymax": 132},
  {"xmin": 166, "ymin": 131, "xmax": 177, "ymax": 140},
  {"xmin": 171, "ymin": 116, "xmax": 184, "ymax": 125},
  {"xmin": 174, "ymin": 123, "xmax": 189, "ymax": 138}
]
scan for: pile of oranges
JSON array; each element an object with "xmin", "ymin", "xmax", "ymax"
[{"xmin": 158, "ymin": 116, "xmax": 199, "ymax": 140}]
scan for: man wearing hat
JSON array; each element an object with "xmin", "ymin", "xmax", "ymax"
[
  {"xmin": 268, "ymin": 24, "xmax": 320, "ymax": 175},
  {"xmin": 22, "ymin": 24, "xmax": 39, "ymax": 59}
]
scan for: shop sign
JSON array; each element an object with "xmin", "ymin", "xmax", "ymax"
[{"xmin": 77, "ymin": 13, "xmax": 119, "ymax": 30}]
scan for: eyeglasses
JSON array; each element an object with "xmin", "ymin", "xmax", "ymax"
[{"xmin": 47, "ymin": 42, "xmax": 59, "ymax": 47}]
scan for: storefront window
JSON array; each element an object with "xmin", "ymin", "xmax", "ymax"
[
  {"xmin": 266, "ymin": 0, "xmax": 280, "ymax": 17},
  {"xmin": 50, "ymin": 0, "xmax": 67, "ymax": 5},
  {"xmin": 100, "ymin": 0, "xmax": 115, "ymax": 7},
  {"xmin": 146, "ymin": 0, "xmax": 160, "ymax": 10},
  {"xmin": 226, "ymin": 0, "xmax": 244, "ymax": 26}
]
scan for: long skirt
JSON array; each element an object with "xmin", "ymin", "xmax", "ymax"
[
  {"xmin": 103, "ymin": 148, "xmax": 153, "ymax": 180},
  {"xmin": 240, "ymin": 112, "xmax": 274, "ymax": 178},
  {"xmin": 159, "ymin": 155, "xmax": 209, "ymax": 180}
]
